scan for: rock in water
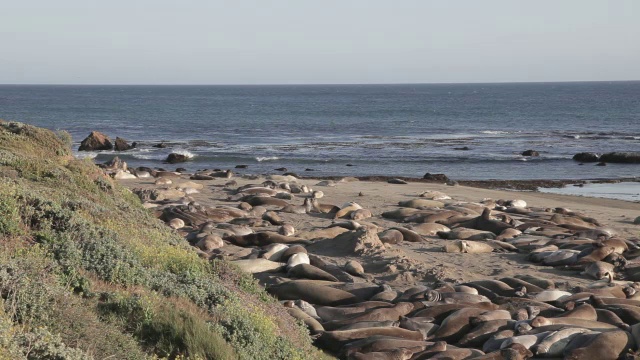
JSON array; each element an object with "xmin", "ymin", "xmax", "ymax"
[
  {"xmin": 114, "ymin": 137, "xmax": 134, "ymax": 151},
  {"xmin": 166, "ymin": 153, "xmax": 190, "ymax": 164},
  {"xmin": 78, "ymin": 131, "xmax": 113, "ymax": 151},
  {"xmin": 599, "ymin": 152, "xmax": 640, "ymax": 163},
  {"xmin": 522, "ymin": 150, "xmax": 539, "ymax": 157},
  {"xmin": 573, "ymin": 152, "xmax": 600, "ymax": 162},
  {"xmin": 423, "ymin": 173, "xmax": 451, "ymax": 183}
]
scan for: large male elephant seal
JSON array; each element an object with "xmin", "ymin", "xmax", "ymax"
[{"xmin": 267, "ymin": 280, "xmax": 362, "ymax": 306}]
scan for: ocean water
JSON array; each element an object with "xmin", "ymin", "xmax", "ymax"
[{"xmin": 0, "ymin": 82, "xmax": 639, "ymax": 180}]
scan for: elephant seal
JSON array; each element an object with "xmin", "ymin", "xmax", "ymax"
[
  {"xmin": 288, "ymin": 264, "xmax": 339, "ymax": 282},
  {"xmin": 344, "ymin": 260, "xmax": 366, "ymax": 277},
  {"xmin": 370, "ymin": 285, "xmax": 398, "ymax": 302},
  {"xmin": 316, "ymin": 302, "xmax": 395, "ymax": 322},
  {"xmin": 279, "ymin": 224, "xmax": 295, "ymax": 236},
  {"xmin": 350, "ymin": 348, "xmax": 414, "ymax": 360},
  {"xmin": 415, "ymin": 348, "xmax": 484, "ymax": 360},
  {"xmin": 315, "ymin": 327, "xmax": 424, "ymax": 353},
  {"xmin": 530, "ymin": 316, "xmax": 618, "ymax": 330},
  {"xmin": 378, "ymin": 229, "xmax": 404, "ymax": 244},
  {"xmin": 283, "ymin": 302, "xmax": 324, "ymax": 334},
  {"xmin": 336, "ymin": 320, "xmax": 399, "ymax": 331},
  {"xmin": 398, "ymin": 199, "xmax": 445, "ymax": 209},
  {"xmin": 262, "ymin": 243, "xmax": 289, "ymax": 261},
  {"xmin": 341, "ymin": 336, "xmax": 432, "ymax": 358},
  {"xmin": 527, "ymin": 289, "xmax": 571, "ymax": 302},
  {"xmin": 335, "ymin": 202, "xmax": 363, "ymax": 219},
  {"xmin": 556, "ymin": 303, "xmax": 597, "ymax": 321},
  {"xmin": 280, "ymin": 245, "xmax": 307, "ymax": 262},
  {"xmin": 287, "ymin": 252, "xmax": 310, "ymax": 269},
  {"xmin": 390, "ymin": 227, "xmax": 423, "ymax": 242},
  {"xmin": 432, "ymin": 307, "xmax": 486, "ymax": 343},
  {"xmin": 499, "ymin": 277, "xmax": 544, "ymax": 293},
  {"xmin": 563, "ymin": 330, "xmax": 633, "ymax": 360},
  {"xmin": 399, "ymin": 316, "xmax": 440, "ymax": 339},
  {"xmin": 231, "ymin": 258, "xmax": 285, "ymax": 273},
  {"xmin": 458, "ymin": 319, "xmax": 515, "ymax": 347},
  {"xmin": 532, "ymin": 328, "xmax": 593, "ymax": 357},
  {"xmin": 408, "ymin": 223, "xmax": 451, "ymax": 236},
  {"xmin": 195, "ymin": 234, "xmax": 224, "ymax": 251},
  {"xmin": 280, "ymin": 198, "xmax": 312, "ymax": 214},
  {"xmin": 322, "ymin": 303, "xmax": 415, "ymax": 331},
  {"xmin": 267, "ymin": 280, "xmax": 362, "ymax": 306},
  {"xmin": 262, "ymin": 211, "xmax": 284, "ymax": 225},
  {"xmin": 246, "ymin": 196, "xmax": 290, "ymax": 207},
  {"xmin": 425, "ymin": 290, "xmax": 491, "ymax": 304},
  {"xmin": 351, "ymin": 209, "xmax": 373, "ymax": 220},
  {"xmin": 513, "ymin": 275, "xmax": 555, "ymax": 290},
  {"xmin": 442, "ymin": 240, "xmax": 494, "ymax": 253},
  {"xmin": 310, "ymin": 199, "xmax": 340, "ymax": 214}
]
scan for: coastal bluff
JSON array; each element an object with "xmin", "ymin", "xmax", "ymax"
[{"xmin": 0, "ymin": 121, "xmax": 329, "ymax": 360}]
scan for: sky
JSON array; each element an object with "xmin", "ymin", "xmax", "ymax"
[{"xmin": 1, "ymin": 1, "xmax": 639, "ymax": 85}]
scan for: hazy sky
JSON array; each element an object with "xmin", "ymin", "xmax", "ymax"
[{"xmin": 1, "ymin": 1, "xmax": 639, "ymax": 84}]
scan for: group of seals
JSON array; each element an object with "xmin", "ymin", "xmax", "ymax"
[{"xmin": 121, "ymin": 168, "xmax": 640, "ymax": 359}]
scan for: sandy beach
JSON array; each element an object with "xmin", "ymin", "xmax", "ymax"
[{"xmin": 121, "ymin": 174, "xmax": 639, "ymax": 290}]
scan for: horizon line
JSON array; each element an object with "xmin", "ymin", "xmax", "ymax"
[{"xmin": 1, "ymin": 79, "xmax": 639, "ymax": 86}]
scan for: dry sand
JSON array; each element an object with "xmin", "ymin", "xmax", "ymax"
[{"xmin": 120, "ymin": 174, "xmax": 640, "ymax": 292}]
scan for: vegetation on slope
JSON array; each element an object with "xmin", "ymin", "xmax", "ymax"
[{"xmin": 0, "ymin": 121, "xmax": 328, "ymax": 360}]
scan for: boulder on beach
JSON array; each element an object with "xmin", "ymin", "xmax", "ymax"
[
  {"xmin": 166, "ymin": 153, "xmax": 190, "ymax": 164},
  {"xmin": 423, "ymin": 173, "xmax": 451, "ymax": 183},
  {"xmin": 634, "ymin": 216, "xmax": 640, "ymax": 225},
  {"xmin": 522, "ymin": 150, "xmax": 539, "ymax": 157},
  {"xmin": 78, "ymin": 131, "xmax": 113, "ymax": 151},
  {"xmin": 572, "ymin": 152, "xmax": 600, "ymax": 162},
  {"xmin": 599, "ymin": 152, "xmax": 640, "ymax": 164},
  {"xmin": 114, "ymin": 137, "xmax": 135, "ymax": 151}
]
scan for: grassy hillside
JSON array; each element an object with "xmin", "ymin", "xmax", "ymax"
[{"xmin": 0, "ymin": 121, "xmax": 329, "ymax": 360}]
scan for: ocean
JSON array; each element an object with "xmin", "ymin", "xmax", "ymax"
[{"xmin": 0, "ymin": 82, "xmax": 639, "ymax": 181}]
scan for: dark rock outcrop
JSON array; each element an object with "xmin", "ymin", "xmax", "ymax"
[
  {"xmin": 573, "ymin": 152, "xmax": 600, "ymax": 162},
  {"xmin": 522, "ymin": 150, "xmax": 539, "ymax": 157},
  {"xmin": 114, "ymin": 137, "xmax": 135, "ymax": 151},
  {"xmin": 166, "ymin": 153, "xmax": 190, "ymax": 164},
  {"xmin": 78, "ymin": 131, "xmax": 113, "ymax": 151},
  {"xmin": 423, "ymin": 173, "xmax": 451, "ymax": 183},
  {"xmin": 600, "ymin": 152, "xmax": 640, "ymax": 164}
]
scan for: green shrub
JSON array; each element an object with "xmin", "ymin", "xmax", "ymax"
[{"xmin": 0, "ymin": 121, "xmax": 328, "ymax": 360}]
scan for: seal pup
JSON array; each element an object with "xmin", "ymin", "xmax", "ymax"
[
  {"xmin": 344, "ymin": 260, "xmax": 366, "ymax": 277},
  {"xmin": 280, "ymin": 198, "xmax": 312, "ymax": 214},
  {"xmin": 279, "ymin": 224, "xmax": 295, "ymax": 236},
  {"xmin": 310, "ymin": 198, "xmax": 340, "ymax": 214}
]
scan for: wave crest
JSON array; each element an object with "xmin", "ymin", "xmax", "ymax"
[{"xmin": 256, "ymin": 156, "xmax": 279, "ymax": 162}]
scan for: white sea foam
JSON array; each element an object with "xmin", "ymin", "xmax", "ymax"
[
  {"xmin": 75, "ymin": 152, "xmax": 98, "ymax": 159},
  {"xmin": 480, "ymin": 130, "xmax": 509, "ymax": 135},
  {"xmin": 256, "ymin": 156, "xmax": 279, "ymax": 162},
  {"xmin": 171, "ymin": 149, "xmax": 196, "ymax": 158}
]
